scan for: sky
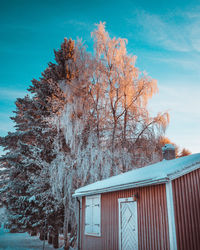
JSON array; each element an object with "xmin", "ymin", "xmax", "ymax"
[{"xmin": 0, "ymin": 0, "xmax": 200, "ymax": 155}]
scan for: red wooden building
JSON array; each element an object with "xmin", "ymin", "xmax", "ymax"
[{"xmin": 73, "ymin": 149, "xmax": 200, "ymax": 250}]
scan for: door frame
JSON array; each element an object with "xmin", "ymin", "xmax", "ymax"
[{"xmin": 118, "ymin": 197, "xmax": 138, "ymax": 250}]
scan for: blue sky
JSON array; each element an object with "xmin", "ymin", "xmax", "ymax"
[{"xmin": 0, "ymin": 0, "xmax": 200, "ymax": 154}]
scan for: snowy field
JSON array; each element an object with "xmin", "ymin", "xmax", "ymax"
[{"xmin": 0, "ymin": 227, "xmax": 55, "ymax": 250}]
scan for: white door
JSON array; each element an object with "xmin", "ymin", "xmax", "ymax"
[{"xmin": 119, "ymin": 198, "xmax": 138, "ymax": 250}]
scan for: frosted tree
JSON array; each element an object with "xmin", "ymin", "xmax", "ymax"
[
  {"xmin": 0, "ymin": 39, "xmax": 78, "ymax": 246},
  {"xmin": 0, "ymin": 96, "xmax": 52, "ymax": 234},
  {"xmin": 49, "ymin": 23, "xmax": 170, "ymax": 249},
  {"xmin": 48, "ymin": 41, "xmax": 94, "ymax": 249},
  {"xmin": 0, "ymin": 97, "xmax": 37, "ymax": 233},
  {"xmin": 0, "ymin": 160, "xmax": 9, "ymax": 206},
  {"xmin": 27, "ymin": 38, "xmax": 78, "ymax": 247},
  {"xmin": 90, "ymin": 22, "xmax": 169, "ymax": 171}
]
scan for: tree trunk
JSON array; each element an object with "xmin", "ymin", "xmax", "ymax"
[
  {"xmin": 39, "ymin": 231, "xmax": 44, "ymax": 241},
  {"xmin": 45, "ymin": 232, "xmax": 48, "ymax": 240},
  {"xmin": 63, "ymin": 201, "xmax": 69, "ymax": 250},
  {"xmin": 48, "ymin": 233, "xmax": 53, "ymax": 244},
  {"xmin": 63, "ymin": 211, "xmax": 69, "ymax": 250},
  {"xmin": 52, "ymin": 229, "xmax": 59, "ymax": 249},
  {"xmin": 70, "ymin": 225, "xmax": 77, "ymax": 248},
  {"xmin": 110, "ymin": 120, "xmax": 117, "ymax": 176},
  {"xmin": 63, "ymin": 180, "xmax": 70, "ymax": 250}
]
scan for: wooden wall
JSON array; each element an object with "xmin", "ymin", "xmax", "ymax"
[
  {"xmin": 80, "ymin": 184, "xmax": 170, "ymax": 250},
  {"xmin": 172, "ymin": 168, "xmax": 200, "ymax": 250}
]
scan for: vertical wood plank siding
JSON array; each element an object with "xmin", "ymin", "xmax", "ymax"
[
  {"xmin": 172, "ymin": 168, "xmax": 200, "ymax": 250},
  {"xmin": 81, "ymin": 184, "xmax": 170, "ymax": 250}
]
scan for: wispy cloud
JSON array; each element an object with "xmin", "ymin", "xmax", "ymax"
[
  {"xmin": 127, "ymin": 8, "xmax": 200, "ymax": 52},
  {"xmin": 136, "ymin": 11, "xmax": 190, "ymax": 52},
  {"xmin": 150, "ymin": 54, "xmax": 200, "ymax": 73},
  {"xmin": 149, "ymin": 84, "xmax": 200, "ymax": 116},
  {"xmin": 64, "ymin": 20, "xmax": 93, "ymax": 32},
  {"xmin": 0, "ymin": 87, "xmax": 27, "ymax": 100}
]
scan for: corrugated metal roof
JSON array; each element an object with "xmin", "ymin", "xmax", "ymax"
[{"xmin": 74, "ymin": 153, "xmax": 200, "ymax": 197}]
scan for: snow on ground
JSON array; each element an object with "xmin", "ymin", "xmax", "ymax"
[{"xmin": 0, "ymin": 227, "xmax": 56, "ymax": 250}]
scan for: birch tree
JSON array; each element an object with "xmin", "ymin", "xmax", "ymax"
[{"xmin": 91, "ymin": 22, "xmax": 169, "ymax": 171}]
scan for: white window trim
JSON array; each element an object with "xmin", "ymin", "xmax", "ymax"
[
  {"xmin": 85, "ymin": 194, "xmax": 101, "ymax": 237},
  {"xmin": 118, "ymin": 197, "xmax": 138, "ymax": 250},
  {"xmin": 166, "ymin": 181, "xmax": 177, "ymax": 250}
]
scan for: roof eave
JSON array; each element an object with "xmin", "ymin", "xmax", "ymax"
[
  {"xmin": 73, "ymin": 160, "xmax": 200, "ymax": 198},
  {"xmin": 168, "ymin": 162, "xmax": 200, "ymax": 181},
  {"xmin": 73, "ymin": 177, "xmax": 169, "ymax": 197}
]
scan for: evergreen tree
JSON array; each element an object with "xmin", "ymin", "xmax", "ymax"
[{"xmin": 0, "ymin": 38, "xmax": 77, "ymax": 247}]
